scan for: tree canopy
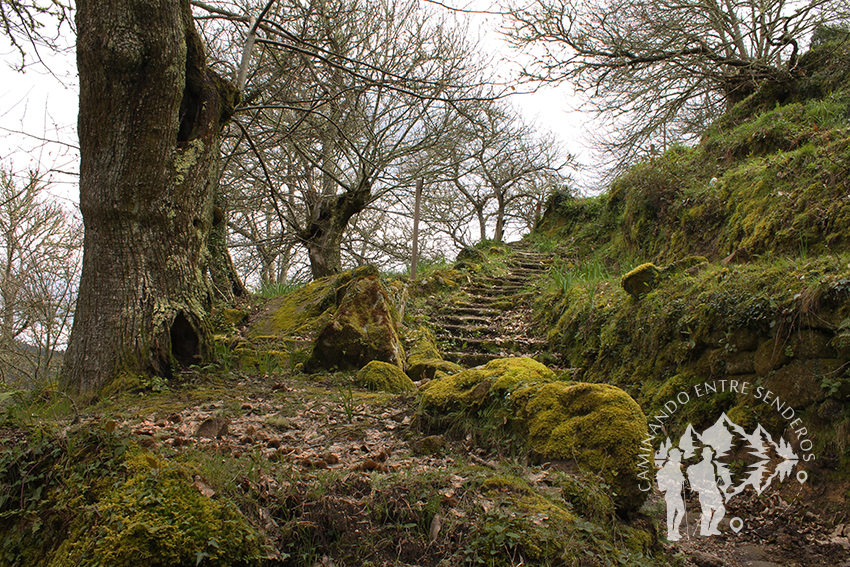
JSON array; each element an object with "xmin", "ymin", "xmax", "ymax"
[{"xmin": 505, "ymin": 0, "xmax": 850, "ymax": 170}]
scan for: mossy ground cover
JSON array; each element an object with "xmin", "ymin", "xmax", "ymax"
[{"xmin": 0, "ymin": 364, "xmax": 674, "ymax": 567}]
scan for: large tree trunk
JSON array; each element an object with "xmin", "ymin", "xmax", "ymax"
[
  {"xmin": 63, "ymin": 0, "xmax": 237, "ymax": 394},
  {"xmin": 301, "ymin": 183, "xmax": 370, "ymax": 280}
]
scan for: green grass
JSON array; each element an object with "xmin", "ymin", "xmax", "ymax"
[{"xmin": 255, "ymin": 279, "xmax": 305, "ymax": 298}]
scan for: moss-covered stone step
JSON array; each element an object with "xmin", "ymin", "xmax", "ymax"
[
  {"xmin": 510, "ymin": 261, "xmax": 552, "ymax": 272},
  {"xmin": 437, "ymin": 305, "xmax": 502, "ymax": 317},
  {"xmin": 431, "ymin": 314, "xmax": 494, "ymax": 326},
  {"xmin": 479, "ymin": 276, "xmax": 529, "ymax": 286},
  {"xmin": 442, "ymin": 350, "xmax": 504, "ymax": 366},
  {"xmin": 460, "ymin": 288, "xmax": 529, "ymax": 304},
  {"xmin": 435, "ymin": 323, "xmax": 503, "ymax": 337},
  {"xmin": 434, "ymin": 334, "xmax": 547, "ymax": 351},
  {"xmin": 457, "ymin": 294, "xmax": 525, "ymax": 306}
]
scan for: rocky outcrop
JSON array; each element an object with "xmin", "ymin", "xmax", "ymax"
[{"xmin": 305, "ymin": 274, "xmax": 405, "ymax": 372}]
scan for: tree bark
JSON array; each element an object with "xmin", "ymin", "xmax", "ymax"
[
  {"xmin": 208, "ymin": 195, "xmax": 248, "ymax": 302},
  {"xmin": 494, "ymin": 194, "xmax": 506, "ymax": 243},
  {"xmin": 63, "ymin": 0, "xmax": 237, "ymax": 394}
]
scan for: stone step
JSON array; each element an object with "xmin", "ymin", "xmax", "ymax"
[
  {"xmin": 462, "ymin": 288, "xmax": 526, "ymax": 300},
  {"xmin": 432, "ymin": 314, "xmax": 494, "ymax": 326},
  {"xmin": 435, "ymin": 323, "xmax": 502, "ymax": 337},
  {"xmin": 454, "ymin": 296, "xmax": 515, "ymax": 308},
  {"xmin": 511, "ymin": 262, "xmax": 552, "ymax": 272},
  {"xmin": 434, "ymin": 334, "xmax": 548, "ymax": 350},
  {"xmin": 438, "ymin": 305, "xmax": 502, "ymax": 317}
]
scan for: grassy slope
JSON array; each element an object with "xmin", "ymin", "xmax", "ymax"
[{"xmin": 530, "ymin": 39, "xmax": 850, "ymax": 511}]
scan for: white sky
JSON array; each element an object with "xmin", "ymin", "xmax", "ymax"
[{"xmin": 0, "ymin": 1, "xmax": 595, "ymax": 204}]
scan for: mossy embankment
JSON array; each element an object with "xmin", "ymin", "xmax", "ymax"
[{"xmin": 532, "ymin": 39, "xmax": 850, "ymax": 509}]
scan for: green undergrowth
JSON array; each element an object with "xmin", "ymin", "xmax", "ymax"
[
  {"xmin": 0, "ymin": 394, "xmax": 672, "ymax": 567},
  {"xmin": 544, "ymin": 256, "xmax": 850, "ymax": 397},
  {"xmin": 537, "ymin": 39, "xmax": 850, "ymax": 268},
  {"xmin": 0, "ymin": 426, "xmax": 263, "ymax": 567},
  {"xmin": 538, "ymin": 253, "xmax": 850, "ymax": 478},
  {"xmin": 529, "ymin": 40, "xmax": 850, "ymax": 493}
]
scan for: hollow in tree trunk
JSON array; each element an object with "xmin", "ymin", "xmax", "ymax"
[{"xmin": 63, "ymin": 0, "xmax": 238, "ymax": 394}]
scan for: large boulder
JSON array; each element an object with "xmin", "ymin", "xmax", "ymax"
[
  {"xmin": 512, "ymin": 381, "xmax": 649, "ymax": 514},
  {"xmin": 249, "ymin": 265, "xmax": 379, "ymax": 339},
  {"xmin": 420, "ymin": 357, "xmax": 649, "ymax": 513},
  {"xmin": 305, "ymin": 275, "xmax": 405, "ymax": 372}
]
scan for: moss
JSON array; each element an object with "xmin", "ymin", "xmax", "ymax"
[
  {"xmin": 512, "ymin": 381, "xmax": 649, "ymax": 513},
  {"xmin": 52, "ymin": 450, "xmax": 262, "ymax": 567},
  {"xmin": 558, "ymin": 471, "xmax": 616, "ymax": 523},
  {"xmin": 419, "ymin": 359, "xmax": 649, "ymax": 512},
  {"xmin": 663, "ymin": 256, "xmax": 709, "ymax": 274},
  {"xmin": 405, "ymin": 328, "xmax": 464, "ymax": 381},
  {"xmin": 408, "ymin": 358, "xmax": 463, "ymax": 382},
  {"xmin": 480, "ymin": 475, "xmax": 533, "ymax": 494},
  {"xmin": 249, "ymin": 274, "xmax": 339, "ymax": 339},
  {"xmin": 406, "ymin": 328, "xmax": 442, "ymax": 364},
  {"xmin": 99, "ymin": 371, "xmax": 147, "ymax": 397},
  {"xmin": 621, "ymin": 263, "xmax": 661, "ymax": 297},
  {"xmin": 220, "ymin": 308, "xmax": 249, "ymax": 328},
  {"xmin": 413, "ymin": 268, "xmax": 467, "ymax": 294},
  {"xmin": 420, "ymin": 357, "xmax": 555, "ymax": 413},
  {"xmin": 452, "ymin": 260, "xmax": 481, "ymax": 272},
  {"xmin": 355, "ymin": 360, "xmax": 416, "ymax": 393},
  {"xmin": 455, "ymin": 246, "xmax": 486, "ymax": 263}
]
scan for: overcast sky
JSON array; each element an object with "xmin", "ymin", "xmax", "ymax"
[{"xmin": 0, "ymin": 0, "xmax": 594, "ymax": 203}]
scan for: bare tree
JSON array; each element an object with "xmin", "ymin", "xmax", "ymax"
[
  {"xmin": 504, "ymin": 0, "xmax": 850, "ymax": 170},
  {"xmin": 209, "ymin": 0, "xmax": 493, "ymax": 279},
  {"xmin": 0, "ymin": 167, "xmax": 80, "ymax": 386},
  {"xmin": 0, "ymin": 0, "xmax": 72, "ymax": 68},
  {"xmin": 419, "ymin": 99, "xmax": 571, "ymax": 243}
]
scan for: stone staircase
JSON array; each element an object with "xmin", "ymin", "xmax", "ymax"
[{"xmin": 427, "ymin": 242, "xmax": 553, "ymax": 367}]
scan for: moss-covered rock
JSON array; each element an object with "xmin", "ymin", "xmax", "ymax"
[
  {"xmin": 456, "ymin": 246, "xmax": 486, "ymax": 263},
  {"xmin": 420, "ymin": 357, "xmax": 556, "ymax": 413},
  {"xmin": 409, "ymin": 358, "xmax": 464, "ymax": 382},
  {"xmin": 355, "ymin": 360, "xmax": 416, "ymax": 393},
  {"xmin": 621, "ymin": 263, "xmax": 661, "ymax": 297},
  {"xmin": 248, "ymin": 266, "xmax": 380, "ymax": 341},
  {"xmin": 513, "ymin": 381, "xmax": 649, "ymax": 514},
  {"xmin": 405, "ymin": 328, "xmax": 464, "ymax": 381},
  {"xmin": 305, "ymin": 275, "xmax": 405, "ymax": 372},
  {"xmin": 413, "ymin": 268, "xmax": 468, "ymax": 294},
  {"xmin": 249, "ymin": 276, "xmax": 338, "ymax": 339},
  {"xmin": 764, "ymin": 358, "xmax": 844, "ymax": 408},
  {"xmin": 420, "ymin": 358, "xmax": 649, "ymax": 512}
]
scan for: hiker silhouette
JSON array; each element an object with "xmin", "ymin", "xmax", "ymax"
[
  {"xmin": 687, "ymin": 446, "xmax": 726, "ymax": 536},
  {"xmin": 656, "ymin": 448, "xmax": 686, "ymax": 541}
]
